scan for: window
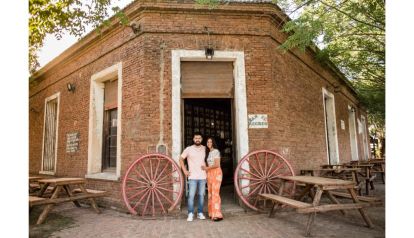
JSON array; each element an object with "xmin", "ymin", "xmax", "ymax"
[
  {"xmin": 102, "ymin": 80, "xmax": 118, "ymax": 171},
  {"xmin": 41, "ymin": 93, "xmax": 60, "ymax": 174},
  {"xmin": 87, "ymin": 63, "xmax": 122, "ymax": 180}
]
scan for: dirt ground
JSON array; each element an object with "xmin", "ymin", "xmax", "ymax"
[{"xmin": 29, "ymin": 182, "xmax": 385, "ymax": 238}]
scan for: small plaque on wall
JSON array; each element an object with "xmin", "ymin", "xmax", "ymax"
[
  {"xmin": 341, "ymin": 120, "xmax": 345, "ymax": 130},
  {"xmin": 248, "ymin": 114, "xmax": 268, "ymax": 128},
  {"xmin": 66, "ymin": 132, "xmax": 80, "ymax": 153}
]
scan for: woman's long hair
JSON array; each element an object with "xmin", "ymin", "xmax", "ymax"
[{"xmin": 205, "ymin": 137, "xmax": 217, "ymax": 166}]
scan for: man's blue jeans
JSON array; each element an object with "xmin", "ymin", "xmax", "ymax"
[{"xmin": 188, "ymin": 179, "xmax": 206, "ymax": 214}]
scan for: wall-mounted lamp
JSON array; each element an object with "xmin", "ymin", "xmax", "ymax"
[
  {"xmin": 67, "ymin": 83, "xmax": 76, "ymax": 93},
  {"xmin": 204, "ymin": 26, "xmax": 214, "ymax": 60},
  {"xmin": 205, "ymin": 47, "xmax": 214, "ymax": 60}
]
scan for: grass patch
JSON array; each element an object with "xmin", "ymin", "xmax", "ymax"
[{"xmin": 29, "ymin": 207, "xmax": 77, "ymax": 238}]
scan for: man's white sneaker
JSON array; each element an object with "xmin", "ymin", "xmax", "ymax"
[
  {"xmin": 187, "ymin": 213, "xmax": 194, "ymax": 222},
  {"xmin": 197, "ymin": 213, "xmax": 206, "ymax": 220}
]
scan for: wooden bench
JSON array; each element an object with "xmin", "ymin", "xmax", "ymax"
[
  {"xmin": 259, "ymin": 193, "xmax": 311, "ymax": 217},
  {"xmin": 330, "ymin": 191, "xmax": 383, "ymax": 203}
]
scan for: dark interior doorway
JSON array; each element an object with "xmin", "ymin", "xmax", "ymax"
[{"xmin": 183, "ymin": 98, "xmax": 234, "ymax": 186}]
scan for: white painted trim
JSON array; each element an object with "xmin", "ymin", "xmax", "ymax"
[
  {"xmin": 171, "ymin": 50, "xmax": 249, "ymax": 165},
  {"xmin": 87, "ymin": 62, "xmax": 123, "ymax": 180},
  {"xmin": 361, "ymin": 115, "xmax": 369, "ymax": 160},
  {"xmin": 40, "ymin": 92, "xmax": 60, "ymax": 175},
  {"xmin": 348, "ymin": 105, "xmax": 359, "ymax": 161},
  {"xmin": 322, "ymin": 88, "xmax": 340, "ymax": 165}
]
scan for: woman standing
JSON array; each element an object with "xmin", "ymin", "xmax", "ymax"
[{"xmin": 201, "ymin": 137, "xmax": 223, "ymax": 221}]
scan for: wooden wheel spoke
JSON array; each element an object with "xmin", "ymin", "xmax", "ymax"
[
  {"xmin": 253, "ymin": 184, "xmax": 265, "ymax": 206},
  {"xmin": 153, "ymin": 157, "xmax": 161, "ymax": 181},
  {"xmin": 127, "ymin": 187, "xmax": 148, "ymax": 200},
  {"xmin": 245, "ymin": 183, "xmax": 264, "ymax": 199},
  {"xmin": 139, "ymin": 161, "xmax": 152, "ymax": 182},
  {"xmin": 155, "ymin": 188, "xmax": 174, "ymax": 206},
  {"xmin": 153, "ymin": 189, "xmax": 167, "ymax": 214},
  {"xmin": 264, "ymin": 152, "xmax": 268, "ymax": 176},
  {"xmin": 151, "ymin": 190, "xmax": 155, "ymax": 216},
  {"xmin": 157, "ymin": 186, "xmax": 179, "ymax": 194},
  {"xmin": 127, "ymin": 177, "xmax": 148, "ymax": 185},
  {"xmin": 240, "ymin": 180, "xmax": 263, "ymax": 190},
  {"xmin": 157, "ymin": 180, "xmax": 179, "ymax": 187},
  {"xmin": 267, "ymin": 161, "xmax": 284, "ymax": 178},
  {"xmin": 157, "ymin": 170, "xmax": 178, "ymax": 184},
  {"xmin": 238, "ymin": 176, "xmax": 261, "ymax": 181},
  {"xmin": 265, "ymin": 155, "xmax": 277, "ymax": 177},
  {"xmin": 240, "ymin": 167, "xmax": 261, "ymax": 179},
  {"xmin": 141, "ymin": 189, "xmax": 152, "ymax": 216},
  {"xmin": 134, "ymin": 167, "xmax": 150, "ymax": 183},
  {"xmin": 246, "ymin": 159, "xmax": 263, "ymax": 177},
  {"xmin": 149, "ymin": 158, "xmax": 154, "ymax": 180},
  {"xmin": 154, "ymin": 162, "xmax": 170, "ymax": 181},
  {"xmin": 269, "ymin": 171, "xmax": 291, "ymax": 180},
  {"xmin": 267, "ymin": 183, "xmax": 278, "ymax": 194},
  {"xmin": 254, "ymin": 154, "xmax": 265, "ymax": 176},
  {"xmin": 132, "ymin": 189, "xmax": 150, "ymax": 210},
  {"xmin": 125, "ymin": 185, "xmax": 148, "ymax": 192}
]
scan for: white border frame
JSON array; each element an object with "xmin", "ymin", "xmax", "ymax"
[
  {"xmin": 171, "ymin": 50, "xmax": 249, "ymax": 165},
  {"xmin": 86, "ymin": 62, "xmax": 123, "ymax": 181},
  {"xmin": 348, "ymin": 105, "xmax": 359, "ymax": 161},
  {"xmin": 40, "ymin": 92, "xmax": 60, "ymax": 175},
  {"xmin": 322, "ymin": 88, "xmax": 340, "ymax": 165},
  {"xmin": 361, "ymin": 115, "xmax": 369, "ymax": 160}
]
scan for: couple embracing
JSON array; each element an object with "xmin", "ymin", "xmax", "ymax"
[{"xmin": 179, "ymin": 132, "xmax": 224, "ymax": 222}]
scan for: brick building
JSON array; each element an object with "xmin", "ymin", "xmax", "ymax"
[{"xmin": 29, "ymin": 0, "xmax": 371, "ymax": 210}]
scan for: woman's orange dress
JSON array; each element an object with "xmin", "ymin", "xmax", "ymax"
[{"xmin": 207, "ymin": 149, "xmax": 223, "ymax": 220}]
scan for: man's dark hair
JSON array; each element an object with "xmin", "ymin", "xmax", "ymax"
[{"xmin": 193, "ymin": 132, "xmax": 203, "ymax": 138}]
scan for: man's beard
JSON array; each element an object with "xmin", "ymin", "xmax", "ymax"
[{"xmin": 194, "ymin": 141, "xmax": 201, "ymax": 146}]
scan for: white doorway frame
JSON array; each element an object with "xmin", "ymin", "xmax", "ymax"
[
  {"xmin": 322, "ymin": 88, "xmax": 340, "ymax": 165},
  {"xmin": 348, "ymin": 105, "xmax": 359, "ymax": 161},
  {"xmin": 171, "ymin": 50, "xmax": 249, "ymax": 165}
]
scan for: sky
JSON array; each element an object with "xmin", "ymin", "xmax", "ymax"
[{"xmin": 38, "ymin": 0, "xmax": 133, "ymax": 68}]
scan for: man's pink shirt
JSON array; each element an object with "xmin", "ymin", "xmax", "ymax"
[{"xmin": 181, "ymin": 145, "xmax": 207, "ymax": 180}]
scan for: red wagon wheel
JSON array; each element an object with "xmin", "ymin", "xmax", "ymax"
[
  {"xmin": 122, "ymin": 153, "xmax": 184, "ymax": 216},
  {"xmin": 234, "ymin": 150, "xmax": 295, "ymax": 211}
]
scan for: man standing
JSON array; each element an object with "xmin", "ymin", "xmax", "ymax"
[{"xmin": 179, "ymin": 132, "xmax": 207, "ymax": 221}]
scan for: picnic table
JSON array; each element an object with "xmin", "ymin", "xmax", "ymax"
[
  {"xmin": 344, "ymin": 163, "xmax": 376, "ymax": 195},
  {"xmin": 29, "ymin": 177, "xmax": 108, "ymax": 224},
  {"xmin": 259, "ymin": 176, "xmax": 378, "ymax": 236},
  {"xmin": 300, "ymin": 168, "xmax": 363, "ymax": 195}
]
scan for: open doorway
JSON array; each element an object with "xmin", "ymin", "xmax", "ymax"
[{"xmin": 183, "ymin": 98, "xmax": 239, "ymax": 208}]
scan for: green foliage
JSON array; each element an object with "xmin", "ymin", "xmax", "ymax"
[
  {"xmin": 198, "ymin": 0, "xmax": 385, "ymax": 131},
  {"xmin": 29, "ymin": 0, "xmax": 128, "ymax": 74},
  {"xmin": 278, "ymin": 0, "xmax": 385, "ymax": 130}
]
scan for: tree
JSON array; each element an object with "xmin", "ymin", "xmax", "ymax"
[
  {"xmin": 197, "ymin": 0, "xmax": 385, "ymax": 155},
  {"xmin": 29, "ymin": 0, "xmax": 128, "ymax": 74}
]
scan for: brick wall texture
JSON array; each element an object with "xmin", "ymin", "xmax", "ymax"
[{"xmin": 29, "ymin": 0, "xmax": 370, "ymax": 210}]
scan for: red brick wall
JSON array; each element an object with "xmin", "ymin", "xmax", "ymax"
[{"xmin": 29, "ymin": 1, "xmax": 370, "ymax": 209}]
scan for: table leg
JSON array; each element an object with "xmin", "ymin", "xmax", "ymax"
[
  {"xmin": 63, "ymin": 185, "xmax": 81, "ymax": 207},
  {"xmin": 347, "ymin": 188, "xmax": 374, "ymax": 228},
  {"xmin": 37, "ymin": 182, "xmax": 50, "ymax": 197},
  {"xmin": 269, "ymin": 201, "xmax": 280, "ymax": 218},
  {"xmin": 36, "ymin": 186, "xmax": 62, "ymax": 225},
  {"xmin": 79, "ymin": 184, "xmax": 101, "ymax": 213},
  {"xmin": 305, "ymin": 187, "xmax": 323, "ymax": 237},
  {"xmin": 325, "ymin": 191, "xmax": 346, "ymax": 215},
  {"xmin": 296, "ymin": 184, "xmax": 313, "ymax": 201}
]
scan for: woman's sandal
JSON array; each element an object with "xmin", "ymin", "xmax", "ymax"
[{"xmin": 212, "ymin": 217, "xmax": 223, "ymax": 222}]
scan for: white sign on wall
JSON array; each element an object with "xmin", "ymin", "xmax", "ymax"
[
  {"xmin": 248, "ymin": 114, "xmax": 268, "ymax": 128},
  {"xmin": 341, "ymin": 120, "xmax": 345, "ymax": 130}
]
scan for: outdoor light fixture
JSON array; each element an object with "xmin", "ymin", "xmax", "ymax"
[
  {"xmin": 205, "ymin": 47, "xmax": 214, "ymax": 60},
  {"xmin": 204, "ymin": 26, "xmax": 214, "ymax": 60},
  {"xmin": 67, "ymin": 83, "xmax": 76, "ymax": 93}
]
